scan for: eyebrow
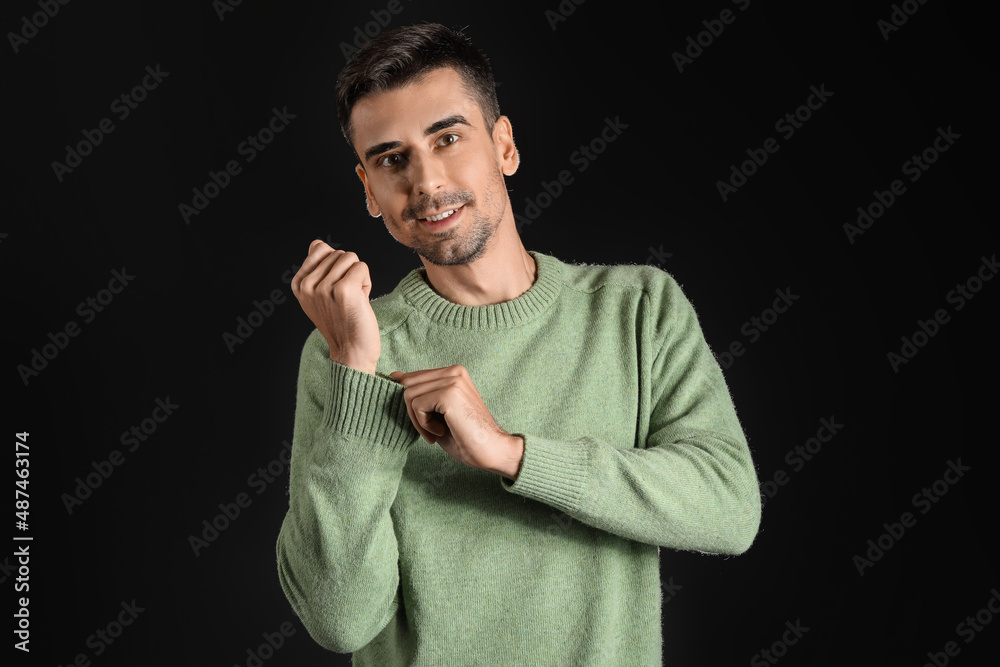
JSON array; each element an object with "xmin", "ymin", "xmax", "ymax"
[{"xmin": 363, "ymin": 114, "xmax": 474, "ymax": 163}]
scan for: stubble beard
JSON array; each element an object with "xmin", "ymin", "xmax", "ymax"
[{"xmin": 387, "ymin": 166, "xmax": 506, "ymax": 267}]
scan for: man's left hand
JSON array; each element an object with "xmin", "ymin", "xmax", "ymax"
[{"xmin": 389, "ymin": 365, "xmax": 521, "ymax": 478}]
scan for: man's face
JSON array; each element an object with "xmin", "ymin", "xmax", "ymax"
[{"xmin": 351, "ymin": 67, "xmax": 517, "ymax": 266}]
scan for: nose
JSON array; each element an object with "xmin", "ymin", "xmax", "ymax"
[{"xmin": 408, "ymin": 150, "xmax": 447, "ymax": 197}]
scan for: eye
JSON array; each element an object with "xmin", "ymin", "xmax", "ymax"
[
  {"xmin": 437, "ymin": 133, "xmax": 459, "ymax": 147},
  {"xmin": 377, "ymin": 153, "xmax": 402, "ymax": 168}
]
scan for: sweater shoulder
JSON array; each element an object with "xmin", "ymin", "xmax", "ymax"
[
  {"xmin": 298, "ymin": 327, "xmax": 331, "ymax": 369},
  {"xmin": 370, "ymin": 281, "xmax": 417, "ymax": 335},
  {"xmin": 550, "ymin": 254, "xmax": 682, "ymax": 302}
]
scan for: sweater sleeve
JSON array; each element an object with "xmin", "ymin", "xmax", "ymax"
[
  {"xmin": 276, "ymin": 329, "xmax": 418, "ymax": 652},
  {"xmin": 500, "ymin": 272, "xmax": 762, "ymax": 555}
]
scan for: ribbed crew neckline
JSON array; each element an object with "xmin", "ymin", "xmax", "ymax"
[{"xmin": 396, "ymin": 250, "xmax": 564, "ymax": 329}]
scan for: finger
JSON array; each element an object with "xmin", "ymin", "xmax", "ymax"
[
  {"xmin": 401, "ymin": 391, "xmax": 436, "ymax": 443},
  {"xmin": 305, "ymin": 239, "xmax": 336, "ymax": 267},
  {"xmin": 294, "ymin": 256, "xmax": 334, "ymax": 298},
  {"xmin": 301, "ymin": 250, "xmax": 358, "ymax": 296},
  {"xmin": 412, "ymin": 402, "xmax": 447, "ymax": 440},
  {"xmin": 397, "ymin": 375, "xmax": 436, "ymax": 442},
  {"xmin": 401, "ymin": 377, "xmax": 459, "ymax": 401},
  {"xmin": 291, "ymin": 241, "xmax": 337, "ymax": 294},
  {"xmin": 407, "ymin": 383, "xmax": 461, "ymax": 437},
  {"xmin": 400, "ymin": 381, "xmax": 457, "ymax": 441},
  {"xmin": 334, "ymin": 259, "xmax": 372, "ymax": 301},
  {"xmin": 390, "ymin": 366, "xmax": 460, "ymax": 386},
  {"xmin": 389, "ymin": 370, "xmax": 430, "ymax": 387},
  {"xmin": 422, "ymin": 413, "xmax": 448, "ymax": 438},
  {"xmin": 390, "ymin": 370, "xmax": 429, "ymax": 387}
]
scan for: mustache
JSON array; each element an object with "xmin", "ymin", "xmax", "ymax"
[{"xmin": 404, "ymin": 190, "xmax": 474, "ymax": 220}]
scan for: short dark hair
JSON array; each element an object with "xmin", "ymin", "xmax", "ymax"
[{"xmin": 335, "ymin": 23, "xmax": 502, "ymax": 151}]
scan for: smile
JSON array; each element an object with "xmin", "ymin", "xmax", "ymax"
[{"xmin": 419, "ymin": 205, "xmax": 463, "ymax": 222}]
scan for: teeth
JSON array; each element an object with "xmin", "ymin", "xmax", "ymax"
[{"xmin": 424, "ymin": 208, "xmax": 456, "ymax": 222}]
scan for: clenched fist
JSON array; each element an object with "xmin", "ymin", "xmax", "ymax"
[{"xmin": 290, "ymin": 240, "xmax": 381, "ymax": 375}]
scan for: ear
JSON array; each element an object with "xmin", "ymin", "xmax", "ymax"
[
  {"xmin": 492, "ymin": 116, "xmax": 519, "ymax": 176},
  {"xmin": 355, "ymin": 163, "xmax": 381, "ymax": 217}
]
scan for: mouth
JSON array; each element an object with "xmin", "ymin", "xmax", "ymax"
[
  {"xmin": 418, "ymin": 205, "xmax": 463, "ymax": 222},
  {"xmin": 418, "ymin": 205, "xmax": 464, "ymax": 226}
]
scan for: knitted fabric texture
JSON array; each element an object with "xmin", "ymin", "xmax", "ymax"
[{"xmin": 276, "ymin": 250, "xmax": 761, "ymax": 666}]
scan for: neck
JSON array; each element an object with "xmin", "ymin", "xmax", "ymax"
[{"xmin": 419, "ymin": 218, "xmax": 537, "ymax": 306}]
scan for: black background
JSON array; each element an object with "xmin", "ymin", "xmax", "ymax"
[{"xmin": 4, "ymin": 0, "xmax": 997, "ymax": 665}]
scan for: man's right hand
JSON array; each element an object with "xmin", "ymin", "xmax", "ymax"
[{"xmin": 290, "ymin": 240, "xmax": 381, "ymax": 375}]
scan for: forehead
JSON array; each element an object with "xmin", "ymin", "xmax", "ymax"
[{"xmin": 350, "ymin": 67, "xmax": 481, "ymax": 147}]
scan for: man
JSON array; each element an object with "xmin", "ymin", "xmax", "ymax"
[{"xmin": 275, "ymin": 23, "xmax": 761, "ymax": 666}]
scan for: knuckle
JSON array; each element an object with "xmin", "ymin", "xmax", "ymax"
[{"xmin": 331, "ymin": 281, "xmax": 350, "ymax": 298}]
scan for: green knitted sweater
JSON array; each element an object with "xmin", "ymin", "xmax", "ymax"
[{"xmin": 275, "ymin": 250, "xmax": 761, "ymax": 666}]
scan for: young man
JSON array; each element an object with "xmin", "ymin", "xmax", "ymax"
[{"xmin": 275, "ymin": 23, "xmax": 761, "ymax": 665}]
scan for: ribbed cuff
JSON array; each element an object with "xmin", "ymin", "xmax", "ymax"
[
  {"xmin": 322, "ymin": 360, "xmax": 416, "ymax": 452},
  {"xmin": 500, "ymin": 433, "xmax": 589, "ymax": 513}
]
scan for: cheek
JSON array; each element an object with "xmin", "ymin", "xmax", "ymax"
[
  {"xmin": 370, "ymin": 176, "xmax": 405, "ymax": 206},
  {"xmin": 456, "ymin": 154, "xmax": 495, "ymax": 194},
  {"xmin": 379, "ymin": 211, "xmax": 406, "ymax": 241}
]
